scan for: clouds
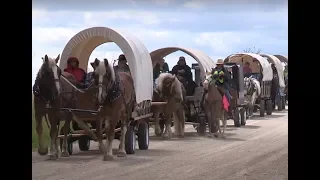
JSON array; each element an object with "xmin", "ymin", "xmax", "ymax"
[{"xmin": 32, "ymin": 1, "xmax": 287, "ymax": 85}]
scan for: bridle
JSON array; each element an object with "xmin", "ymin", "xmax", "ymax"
[{"xmin": 36, "ymin": 65, "xmax": 61, "ymax": 104}]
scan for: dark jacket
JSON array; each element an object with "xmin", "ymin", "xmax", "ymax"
[
  {"xmin": 171, "ymin": 64, "xmax": 193, "ymax": 82},
  {"xmin": 153, "ymin": 63, "xmax": 169, "ymax": 80}
]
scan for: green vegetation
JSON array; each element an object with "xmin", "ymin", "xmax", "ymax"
[
  {"xmin": 32, "ymin": 108, "xmax": 50, "ymax": 150},
  {"xmin": 32, "ymin": 95, "xmax": 64, "ymax": 150}
]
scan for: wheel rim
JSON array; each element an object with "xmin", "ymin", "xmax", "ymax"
[
  {"xmin": 86, "ymin": 138, "xmax": 90, "ymax": 148},
  {"xmin": 132, "ymin": 130, "xmax": 136, "ymax": 150},
  {"xmin": 145, "ymin": 126, "xmax": 149, "ymax": 146}
]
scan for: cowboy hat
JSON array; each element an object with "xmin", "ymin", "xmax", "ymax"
[
  {"xmin": 118, "ymin": 54, "xmax": 127, "ymax": 62},
  {"xmin": 216, "ymin": 59, "xmax": 224, "ymax": 65}
]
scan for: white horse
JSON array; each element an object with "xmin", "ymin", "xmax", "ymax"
[{"xmin": 244, "ymin": 76, "xmax": 261, "ymax": 117}]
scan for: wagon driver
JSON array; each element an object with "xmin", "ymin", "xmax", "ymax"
[
  {"xmin": 171, "ymin": 56, "xmax": 197, "ymax": 95},
  {"xmin": 114, "ymin": 54, "xmax": 131, "ymax": 74},
  {"xmin": 211, "ymin": 59, "xmax": 232, "ymax": 103}
]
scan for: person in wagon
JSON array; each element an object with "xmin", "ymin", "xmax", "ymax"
[
  {"xmin": 114, "ymin": 54, "xmax": 131, "ymax": 74},
  {"xmin": 64, "ymin": 57, "xmax": 87, "ymax": 88},
  {"xmin": 153, "ymin": 58, "xmax": 170, "ymax": 80},
  {"xmin": 211, "ymin": 59, "xmax": 232, "ymax": 103},
  {"xmin": 171, "ymin": 56, "xmax": 193, "ymax": 84},
  {"xmin": 171, "ymin": 56, "xmax": 196, "ymax": 95},
  {"xmin": 243, "ymin": 62, "xmax": 252, "ymax": 78},
  {"xmin": 84, "ymin": 61, "xmax": 97, "ymax": 88}
]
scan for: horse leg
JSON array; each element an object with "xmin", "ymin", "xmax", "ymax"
[
  {"xmin": 118, "ymin": 111, "xmax": 128, "ymax": 157},
  {"xmin": 162, "ymin": 113, "xmax": 171, "ymax": 139},
  {"xmin": 61, "ymin": 113, "xmax": 71, "ymax": 157},
  {"xmin": 96, "ymin": 115, "xmax": 106, "ymax": 154},
  {"xmin": 221, "ymin": 110, "xmax": 227, "ymax": 138},
  {"xmin": 176, "ymin": 109, "xmax": 185, "ymax": 138},
  {"xmin": 180, "ymin": 109, "xmax": 185, "ymax": 137},
  {"xmin": 35, "ymin": 113, "xmax": 48, "ymax": 155},
  {"xmin": 48, "ymin": 113, "xmax": 59, "ymax": 160},
  {"xmin": 216, "ymin": 102, "xmax": 223, "ymax": 137},
  {"xmin": 104, "ymin": 114, "xmax": 118, "ymax": 161},
  {"xmin": 173, "ymin": 111, "xmax": 180, "ymax": 137},
  {"xmin": 212, "ymin": 103, "xmax": 220, "ymax": 138},
  {"xmin": 154, "ymin": 110, "xmax": 162, "ymax": 136}
]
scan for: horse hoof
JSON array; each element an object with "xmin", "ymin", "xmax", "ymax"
[
  {"xmin": 48, "ymin": 154, "xmax": 58, "ymax": 160},
  {"xmin": 117, "ymin": 151, "xmax": 127, "ymax": 157},
  {"xmin": 103, "ymin": 154, "xmax": 114, "ymax": 161},
  {"xmin": 213, "ymin": 133, "xmax": 219, "ymax": 138},
  {"xmin": 61, "ymin": 151, "xmax": 70, "ymax": 157},
  {"xmin": 38, "ymin": 147, "xmax": 48, "ymax": 156}
]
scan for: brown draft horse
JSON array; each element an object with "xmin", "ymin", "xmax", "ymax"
[
  {"xmin": 203, "ymin": 75, "xmax": 227, "ymax": 138},
  {"xmin": 153, "ymin": 73, "xmax": 186, "ymax": 139},
  {"xmin": 33, "ymin": 54, "xmax": 62, "ymax": 160},
  {"xmin": 93, "ymin": 58, "xmax": 136, "ymax": 161}
]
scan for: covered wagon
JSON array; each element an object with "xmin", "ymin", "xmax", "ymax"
[
  {"xmin": 58, "ymin": 27, "xmax": 154, "ymax": 155},
  {"xmin": 224, "ymin": 53, "xmax": 273, "ymax": 117}
]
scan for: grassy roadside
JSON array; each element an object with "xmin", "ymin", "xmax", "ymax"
[{"xmin": 32, "ymin": 95, "xmax": 64, "ymax": 150}]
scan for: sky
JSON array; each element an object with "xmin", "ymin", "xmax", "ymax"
[{"xmin": 32, "ymin": 0, "xmax": 288, "ymax": 85}]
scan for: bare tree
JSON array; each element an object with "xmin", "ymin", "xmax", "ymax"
[{"xmin": 242, "ymin": 47, "xmax": 262, "ymax": 54}]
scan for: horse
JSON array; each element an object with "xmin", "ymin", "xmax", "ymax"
[
  {"xmin": 94, "ymin": 58, "xmax": 136, "ymax": 161},
  {"xmin": 153, "ymin": 73, "xmax": 186, "ymax": 139},
  {"xmin": 202, "ymin": 74, "xmax": 227, "ymax": 138},
  {"xmin": 33, "ymin": 54, "xmax": 62, "ymax": 159},
  {"xmin": 244, "ymin": 76, "xmax": 261, "ymax": 117}
]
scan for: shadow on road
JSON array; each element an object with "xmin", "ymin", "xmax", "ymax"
[
  {"xmin": 134, "ymin": 148, "xmax": 178, "ymax": 157},
  {"xmin": 239, "ymin": 125, "xmax": 261, "ymax": 129},
  {"xmin": 149, "ymin": 132, "xmax": 201, "ymax": 141},
  {"xmin": 252, "ymin": 114, "xmax": 285, "ymax": 120}
]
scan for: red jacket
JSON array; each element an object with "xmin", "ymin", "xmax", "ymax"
[{"xmin": 64, "ymin": 57, "xmax": 86, "ymax": 83}]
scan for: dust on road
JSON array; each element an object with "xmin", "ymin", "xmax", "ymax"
[{"xmin": 32, "ymin": 110, "xmax": 288, "ymax": 180}]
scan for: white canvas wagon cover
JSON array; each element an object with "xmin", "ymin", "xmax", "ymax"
[
  {"xmin": 59, "ymin": 27, "xmax": 153, "ymax": 104},
  {"xmin": 260, "ymin": 54, "xmax": 285, "ymax": 88},
  {"xmin": 274, "ymin": 55, "xmax": 288, "ymax": 64},
  {"xmin": 224, "ymin": 53, "xmax": 273, "ymax": 81},
  {"xmin": 150, "ymin": 47, "xmax": 216, "ymax": 78}
]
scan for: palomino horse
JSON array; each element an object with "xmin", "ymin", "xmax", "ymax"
[
  {"xmin": 203, "ymin": 75, "xmax": 227, "ymax": 138},
  {"xmin": 33, "ymin": 54, "xmax": 62, "ymax": 159},
  {"xmin": 154, "ymin": 73, "xmax": 186, "ymax": 139},
  {"xmin": 244, "ymin": 76, "xmax": 261, "ymax": 117},
  {"xmin": 94, "ymin": 58, "xmax": 136, "ymax": 161}
]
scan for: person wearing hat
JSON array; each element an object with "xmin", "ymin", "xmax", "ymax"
[
  {"xmin": 64, "ymin": 56, "xmax": 86, "ymax": 87},
  {"xmin": 171, "ymin": 56, "xmax": 193, "ymax": 81},
  {"xmin": 211, "ymin": 59, "xmax": 232, "ymax": 102},
  {"xmin": 171, "ymin": 56, "xmax": 196, "ymax": 95},
  {"xmin": 114, "ymin": 54, "xmax": 130, "ymax": 74}
]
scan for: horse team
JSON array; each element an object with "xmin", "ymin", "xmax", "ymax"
[{"xmin": 33, "ymin": 52, "xmax": 287, "ymax": 161}]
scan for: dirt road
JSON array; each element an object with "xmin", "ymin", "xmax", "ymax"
[{"xmin": 32, "ymin": 110, "xmax": 288, "ymax": 180}]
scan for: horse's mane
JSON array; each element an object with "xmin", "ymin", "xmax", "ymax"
[
  {"xmin": 156, "ymin": 73, "xmax": 183, "ymax": 100},
  {"xmin": 35, "ymin": 57, "xmax": 57, "ymax": 80},
  {"xmin": 96, "ymin": 59, "xmax": 115, "ymax": 82}
]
